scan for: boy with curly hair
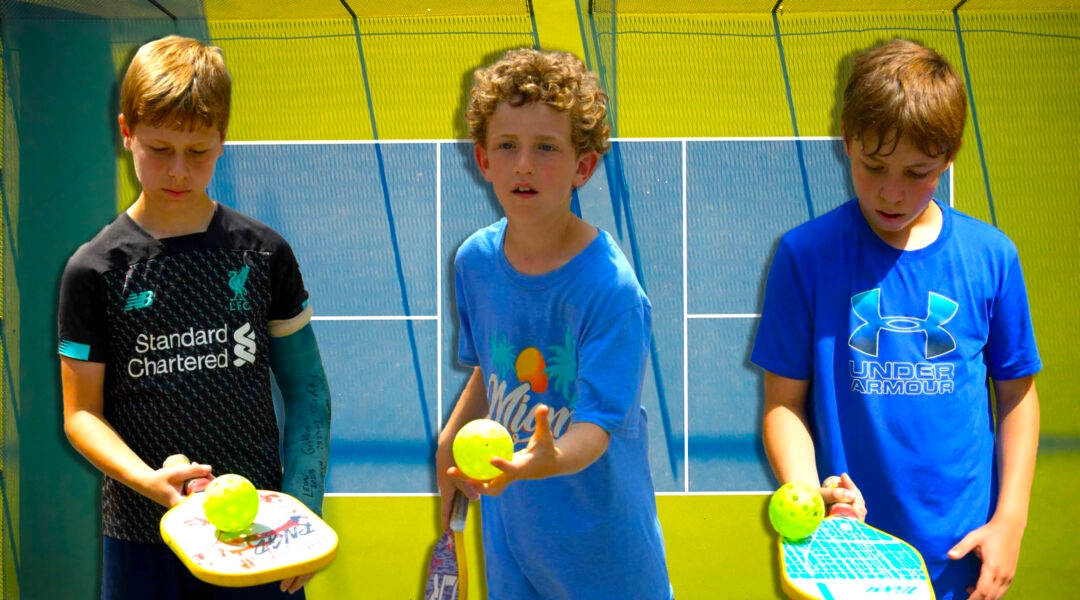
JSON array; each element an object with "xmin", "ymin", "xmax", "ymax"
[{"xmin": 435, "ymin": 48, "xmax": 673, "ymax": 599}]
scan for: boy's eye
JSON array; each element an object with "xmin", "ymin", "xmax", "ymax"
[
  {"xmin": 151, "ymin": 147, "xmax": 170, "ymax": 153},
  {"xmin": 188, "ymin": 149, "xmax": 207, "ymax": 156},
  {"xmin": 906, "ymin": 170, "xmax": 930, "ymax": 179},
  {"xmin": 538, "ymin": 143, "xmax": 556, "ymax": 152},
  {"xmin": 863, "ymin": 163, "xmax": 884, "ymax": 173},
  {"xmin": 497, "ymin": 141, "xmax": 515, "ymax": 150}
]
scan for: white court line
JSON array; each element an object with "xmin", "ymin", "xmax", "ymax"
[
  {"xmin": 324, "ymin": 490, "xmax": 774, "ymax": 498},
  {"xmin": 315, "ymin": 315, "xmax": 756, "ymax": 320},
  {"xmin": 681, "ymin": 140, "xmax": 690, "ymax": 493},
  {"xmin": 312, "ymin": 315, "xmax": 438, "ymax": 320},
  {"xmin": 224, "ymin": 135, "xmax": 845, "ymax": 146},
  {"xmin": 436, "ymin": 142, "xmax": 444, "ymax": 433}
]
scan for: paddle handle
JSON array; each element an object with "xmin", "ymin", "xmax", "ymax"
[{"xmin": 449, "ymin": 490, "xmax": 469, "ymax": 533}]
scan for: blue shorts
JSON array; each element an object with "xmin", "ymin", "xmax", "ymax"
[{"xmin": 103, "ymin": 536, "xmax": 306, "ymax": 600}]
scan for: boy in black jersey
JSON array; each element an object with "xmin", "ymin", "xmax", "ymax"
[{"xmin": 57, "ymin": 35, "xmax": 331, "ymax": 599}]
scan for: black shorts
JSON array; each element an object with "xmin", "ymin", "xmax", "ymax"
[{"xmin": 102, "ymin": 536, "xmax": 306, "ymax": 600}]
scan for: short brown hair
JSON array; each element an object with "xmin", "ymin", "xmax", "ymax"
[
  {"xmin": 842, "ymin": 38, "xmax": 966, "ymax": 158},
  {"xmin": 466, "ymin": 48, "xmax": 610, "ymax": 155},
  {"xmin": 120, "ymin": 35, "xmax": 231, "ymax": 132}
]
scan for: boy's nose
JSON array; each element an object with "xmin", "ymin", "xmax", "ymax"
[
  {"xmin": 167, "ymin": 155, "xmax": 190, "ymax": 177},
  {"xmin": 880, "ymin": 177, "xmax": 904, "ymax": 203},
  {"xmin": 513, "ymin": 151, "xmax": 534, "ymax": 174}
]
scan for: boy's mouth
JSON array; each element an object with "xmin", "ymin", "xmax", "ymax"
[{"xmin": 512, "ymin": 185, "xmax": 538, "ymax": 197}]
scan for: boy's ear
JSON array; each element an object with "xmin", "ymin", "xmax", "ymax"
[
  {"xmin": 118, "ymin": 114, "xmax": 132, "ymax": 150},
  {"xmin": 573, "ymin": 150, "xmax": 600, "ymax": 188},
  {"xmin": 474, "ymin": 143, "xmax": 492, "ymax": 181}
]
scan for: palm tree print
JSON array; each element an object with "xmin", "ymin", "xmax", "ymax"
[
  {"xmin": 544, "ymin": 327, "xmax": 577, "ymax": 407},
  {"xmin": 489, "ymin": 330, "xmax": 517, "ymax": 380}
]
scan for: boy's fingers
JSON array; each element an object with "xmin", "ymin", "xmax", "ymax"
[
  {"xmin": 839, "ymin": 472, "xmax": 861, "ymax": 493},
  {"xmin": 820, "ymin": 475, "xmax": 852, "ymax": 503},
  {"xmin": 444, "ymin": 467, "xmax": 483, "ymax": 501},
  {"xmin": 947, "ymin": 533, "xmax": 976, "ymax": 559},
  {"xmin": 162, "ymin": 454, "xmax": 190, "ymax": 468},
  {"xmin": 823, "ymin": 487, "xmax": 855, "ymax": 505},
  {"xmin": 534, "ymin": 404, "xmax": 552, "ymax": 440}
]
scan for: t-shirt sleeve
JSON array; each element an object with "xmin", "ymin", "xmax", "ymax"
[
  {"xmin": 750, "ymin": 237, "xmax": 814, "ymax": 380},
  {"xmin": 454, "ymin": 258, "xmax": 478, "ymax": 367},
  {"xmin": 268, "ymin": 238, "xmax": 310, "ymax": 321},
  {"xmin": 571, "ymin": 299, "xmax": 651, "ymax": 437},
  {"xmin": 57, "ymin": 253, "xmax": 107, "ymax": 363},
  {"xmin": 985, "ymin": 252, "xmax": 1041, "ymax": 380}
]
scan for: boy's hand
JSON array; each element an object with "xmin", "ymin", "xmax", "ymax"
[
  {"xmin": 436, "ymin": 433, "xmax": 478, "ymax": 530},
  {"xmin": 151, "ymin": 458, "xmax": 214, "ymax": 508},
  {"xmin": 948, "ymin": 515, "xmax": 1025, "ymax": 600},
  {"xmin": 821, "ymin": 473, "xmax": 867, "ymax": 520},
  {"xmin": 447, "ymin": 404, "xmax": 561, "ymax": 497},
  {"xmin": 279, "ymin": 572, "xmax": 315, "ymax": 595}
]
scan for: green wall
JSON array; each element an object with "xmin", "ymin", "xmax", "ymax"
[{"xmin": 3, "ymin": 12, "xmax": 120, "ymax": 600}]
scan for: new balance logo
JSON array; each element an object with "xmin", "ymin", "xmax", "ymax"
[
  {"xmin": 123, "ymin": 290, "xmax": 155, "ymax": 311},
  {"xmin": 233, "ymin": 322, "xmax": 256, "ymax": 366},
  {"xmin": 849, "ymin": 289, "xmax": 958, "ymax": 359}
]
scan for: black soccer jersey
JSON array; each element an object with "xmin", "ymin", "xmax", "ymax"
[{"xmin": 58, "ymin": 204, "xmax": 309, "ymax": 543}]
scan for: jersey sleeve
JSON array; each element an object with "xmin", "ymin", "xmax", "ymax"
[
  {"xmin": 57, "ymin": 253, "xmax": 107, "ymax": 363},
  {"xmin": 570, "ymin": 296, "xmax": 652, "ymax": 437},
  {"xmin": 268, "ymin": 238, "xmax": 310, "ymax": 322},
  {"xmin": 985, "ymin": 251, "xmax": 1041, "ymax": 380},
  {"xmin": 750, "ymin": 237, "xmax": 814, "ymax": 380}
]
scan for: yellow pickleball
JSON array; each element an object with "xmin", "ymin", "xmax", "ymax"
[
  {"xmin": 768, "ymin": 481, "xmax": 825, "ymax": 541},
  {"xmin": 202, "ymin": 474, "xmax": 260, "ymax": 532},
  {"xmin": 452, "ymin": 419, "xmax": 514, "ymax": 481}
]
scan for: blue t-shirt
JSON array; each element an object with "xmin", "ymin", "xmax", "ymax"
[
  {"xmin": 751, "ymin": 199, "xmax": 1041, "ymax": 599},
  {"xmin": 455, "ymin": 219, "xmax": 672, "ymax": 600}
]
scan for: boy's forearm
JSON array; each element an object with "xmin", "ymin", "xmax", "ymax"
[
  {"xmin": 763, "ymin": 407, "xmax": 819, "ymax": 485},
  {"xmin": 61, "ymin": 357, "xmax": 157, "ymax": 494},
  {"xmin": 270, "ymin": 324, "xmax": 332, "ymax": 515},
  {"xmin": 551, "ymin": 421, "xmax": 610, "ymax": 476},
  {"xmin": 992, "ymin": 376, "xmax": 1040, "ymax": 526},
  {"xmin": 65, "ymin": 408, "xmax": 157, "ymax": 492},
  {"xmin": 762, "ymin": 372, "xmax": 819, "ymax": 485}
]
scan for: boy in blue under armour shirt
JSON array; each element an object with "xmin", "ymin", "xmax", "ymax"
[
  {"xmin": 57, "ymin": 35, "xmax": 331, "ymax": 599},
  {"xmin": 435, "ymin": 48, "xmax": 673, "ymax": 599},
  {"xmin": 752, "ymin": 38, "xmax": 1040, "ymax": 600}
]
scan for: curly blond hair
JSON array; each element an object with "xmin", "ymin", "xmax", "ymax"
[
  {"xmin": 466, "ymin": 48, "xmax": 610, "ymax": 155},
  {"xmin": 121, "ymin": 35, "xmax": 231, "ymax": 132},
  {"xmin": 842, "ymin": 38, "xmax": 966, "ymax": 158}
]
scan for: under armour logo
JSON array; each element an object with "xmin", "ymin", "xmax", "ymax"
[
  {"xmin": 233, "ymin": 322, "xmax": 256, "ymax": 366},
  {"xmin": 849, "ymin": 289, "xmax": 958, "ymax": 359}
]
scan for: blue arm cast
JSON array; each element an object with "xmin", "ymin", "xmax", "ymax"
[{"xmin": 269, "ymin": 323, "xmax": 331, "ymax": 515}]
